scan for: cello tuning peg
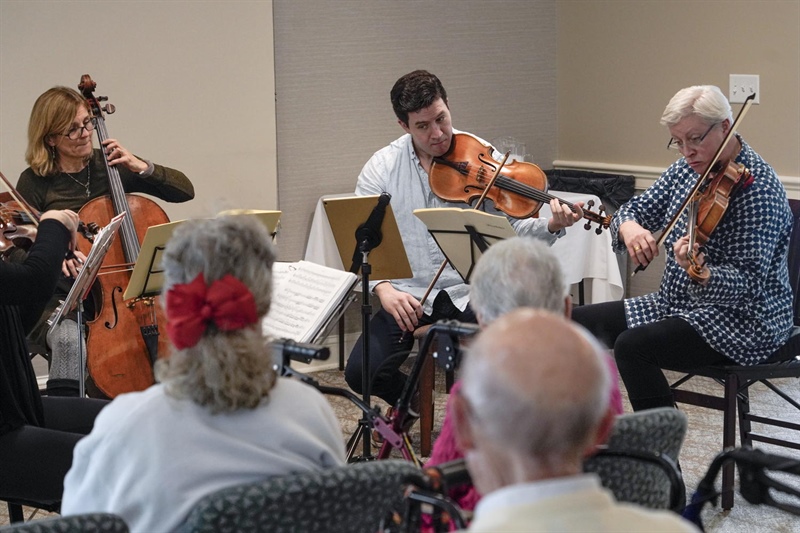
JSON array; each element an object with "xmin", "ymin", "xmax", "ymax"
[{"xmin": 103, "ymin": 103, "xmax": 116, "ymax": 114}]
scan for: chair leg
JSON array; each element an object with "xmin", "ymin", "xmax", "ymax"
[
  {"xmin": 420, "ymin": 355, "xmax": 434, "ymax": 457},
  {"xmin": 737, "ymin": 385, "xmax": 752, "ymax": 448},
  {"xmin": 8, "ymin": 502, "xmax": 24, "ymax": 523},
  {"xmin": 720, "ymin": 374, "xmax": 738, "ymax": 510}
]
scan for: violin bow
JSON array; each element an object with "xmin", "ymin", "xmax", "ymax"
[
  {"xmin": 633, "ymin": 92, "xmax": 756, "ymax": 276},
  {"xmin": 0, "ymin": 170, "xmax": 39, "ymax": 226},
  {"xmin": 417, "ymin": 150, "xmax": 512, "ymax": 308}
]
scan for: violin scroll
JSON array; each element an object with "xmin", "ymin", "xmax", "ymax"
[{"xmin": 583, "ymin": 199, "xmax": 610, "ymax": 234}]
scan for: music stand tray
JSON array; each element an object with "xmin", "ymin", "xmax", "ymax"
[
  {"xmin": 123, "ymin": 220, "xmax": 182, "ymax": 300},
  {"xmin": 48, "ymin": 212, "xmax": 126, "ymax": 336},
  {"xmin": 123, "ymin": 210, "xmax": 282, "ymax": 301},
  {"xmin": 323, "ymin": 195, "xmax": 412, "ymax": 281},
  {"xmin": 413, "ymin": 207, "xmax": 516, "ymax": 283},
  {"xmin": 217, "ymin": 209, "xmax": 282, "ymax": 240}
]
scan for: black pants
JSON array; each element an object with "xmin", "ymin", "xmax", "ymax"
[
  {"xmin": 345, "ymin": 291, "xmax": 476, "ymax": 405},
  {"xmin": 572, "ymin": 300, "xmax": 729, "ymax": 411},
  {"xmin": 0, "ymin": 396, "xmax": 107, "ymax": 505}
]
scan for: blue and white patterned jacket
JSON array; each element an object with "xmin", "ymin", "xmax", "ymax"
[{"xmin": 612, "ymin": 137, "xmax": 793, "ymax": 364}]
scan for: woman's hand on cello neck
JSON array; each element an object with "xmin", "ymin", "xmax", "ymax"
[{"xmin": 102, "ymin": 138, "xmax": 149, "ymax": 174}]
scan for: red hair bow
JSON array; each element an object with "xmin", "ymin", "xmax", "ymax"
[{"xmin": 166, "ymin": 272, "xmax": 258, "ymax": 350}]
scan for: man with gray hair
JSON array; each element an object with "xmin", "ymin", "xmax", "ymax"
[
  {"xmin": 424, "ymin": 236, "xmax": 622, "ymax": 513},
  {"xmin": 452, "ymin": 309, "xmax": 698, "ymax": 532}
]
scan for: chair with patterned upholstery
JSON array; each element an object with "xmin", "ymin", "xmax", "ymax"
[
  {"xmin": 0, "ymin": 513, "xmax": 128, "ymax": 532},
  {"xmin": 583, "ymin": 407, "xmax": 687, "ymax": 512},
  {"xmin": 174, "ymin": 459, "xmax": 423, "ymax": 533},
  {"xmin": 670, "ymin": 198, "xmax": 800, "ymax": 510}
]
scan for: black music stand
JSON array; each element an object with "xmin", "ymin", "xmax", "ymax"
[
  {"xmin": 413, "ymin": 207, "xmax": 516, "ymax": 282},
  {"xmin": 323, "ymin": 194, "xmax": 411, "ymax": 460},
  {"xmin": 47, "ymin": 212, "xmax": 126, "ymax": 398}
]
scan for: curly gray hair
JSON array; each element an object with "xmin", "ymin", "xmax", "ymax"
[{"xmin": 155, "ymin": 215, "xmax": 276, "ymax": 413}]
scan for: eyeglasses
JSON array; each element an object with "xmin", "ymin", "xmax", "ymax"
[
  {"xmin": 61, "ymin": 119, "xmax": 96, "ymax": 140},
  {"xmin": 667, "ymin": 122, "xmax": 718, "ymax": 152}
]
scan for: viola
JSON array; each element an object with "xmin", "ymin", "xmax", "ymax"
[
  {"xmin": 0, "ymin": 196, "xmax": 37, "ymax": 255},
  {"xmin": 0, "ymin": 172, "xmax": 98, "ymax": 258},
  {"xmin": 430, "ymin": 133, "xmax": 610, "ymax": 232},
  {"xmin": 77, "ymin": 74, "xmax": 172, "ymax": 398},
  {"xmin": 684, "ymin": 160, "xmax": 752, "ymax": 283}
]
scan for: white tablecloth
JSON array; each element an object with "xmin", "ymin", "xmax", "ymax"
[
  {"xmin": 538, "ymin": 191, "xmax": 623, "ymax": 303},
  {"xmin": 304, "ymin": 191, "xmax": 623, "ymax": 304}
]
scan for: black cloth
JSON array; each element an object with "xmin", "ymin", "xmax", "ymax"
[
  {"xmin": 0, "ymin": 219, "xmax": 108, "ymax": 504},
  {"xmin": 0, "ymin": 396, "xmax": 107, "ymax": 504},
  {"xmin": 345, "ymin": 291, "xmax": 477, "ymax": 405},
  {"xmin": 572, "ymin": 300, "xmax": 729, "ymax": 411},
  {"xmin": 0, "ymin": 220, "xmax": 70, "ymax": 434},
  {"xmin": 545, "ymin": 169, "xmax": 635, "ymax": 211}
]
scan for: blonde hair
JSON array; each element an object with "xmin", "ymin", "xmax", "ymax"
[
  {"xmin": 155, "ymin": 215, "xmax": 277, "ymax": 413},
  {"xmin": 26, "ymin": 87, "xmax": 91, "ymax": 177}
]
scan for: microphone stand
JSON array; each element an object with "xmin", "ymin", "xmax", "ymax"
[
  {"xmin": 348, "ymin": 242, "xmax": 377, "ymax": 460},
  {"xmin": 348, "ymin": 193, "xmax": 390, "ymax": 461}
]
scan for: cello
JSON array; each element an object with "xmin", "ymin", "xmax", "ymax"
[{"xmin": 77, "ymin": 75, "xmax": 171, "ymax": 398}]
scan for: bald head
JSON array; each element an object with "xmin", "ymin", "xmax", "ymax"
[{"xmin": 459, "ymin": 309, "xmax": 611, "ymax": 469}]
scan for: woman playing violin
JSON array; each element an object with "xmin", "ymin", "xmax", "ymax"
[
  {"xmin": 15, "ymin": 86, "xmax": 194, "ymax": 397},
  {"xmin": 572, "ymin": 85, "xmax": 794, "ymax": 412},
  {"xmin": 0, "ymin": 208, "xmax": 107, "ymax": 508},
  {"xmin": 344, "ymin": 70, "xmax": 584, "ymax": 412}
]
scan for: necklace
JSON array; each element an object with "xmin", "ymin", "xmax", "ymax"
[{"xmin": 62, "ymin": 165, "xmax": 91, "ymax": 198}]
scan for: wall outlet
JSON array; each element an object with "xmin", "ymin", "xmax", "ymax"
[{"xmin": 729, "ymin": 74, "xmax": 759, "ymax": 104}]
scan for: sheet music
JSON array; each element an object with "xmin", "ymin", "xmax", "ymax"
[{"xmin": 263, "ymin": 260, "xmax": 357, "ymax": 342}]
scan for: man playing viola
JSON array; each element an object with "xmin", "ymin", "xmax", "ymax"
[
  {"xmin": 344, "ymin": 70, "xmax": 583, "ymax": 418},
  {"xmin": 572, "ymin": 85, "xmax": 794, "ymax": 413}
]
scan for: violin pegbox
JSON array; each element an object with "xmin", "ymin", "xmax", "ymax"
[{"xmin": 582, "ymin": 199, "xmax": 610, "ymax": 234}]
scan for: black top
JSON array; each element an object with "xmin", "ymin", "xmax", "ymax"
[
  {"xmin": 0, "ymin": 219, "xmax": 71, "ymax": 434},
  {"xmin": 17, "ymin": 149, "xmax": 194, "ymax": 212}
]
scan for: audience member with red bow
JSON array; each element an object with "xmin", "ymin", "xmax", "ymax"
[{"xmin": 60, "ymin": 215, "xmax": 346, "ymax": 532}]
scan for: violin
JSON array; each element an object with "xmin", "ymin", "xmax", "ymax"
[
  {"xmin": 0, "ymin": 172, "xmax": 98, "ymax": 259},
  {"xmin": 0, "ymin": 195, "xmax": 38, "ymax": 256},
  {"xmin": 684, "ymin": 160, "xmax": 752, "ymax": 283},
  {"xmin": 430, "ymin": 133, "xmax": 611, "ymax": 232}
]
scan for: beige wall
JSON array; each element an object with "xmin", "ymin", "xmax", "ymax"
[
  {"xmin": 558, "ymin": 0, "xmax": 800, "ymax": 185},
  {"xmin": 2, "ymin": 0, "xmax": 796, "ymax": 264},
  {"xmin": 0, "ymin": 0, "xmax": 277, "ymax": 223},
  {"xmin": 273, "ymin": 0, "xmax": 558, "ymax": 261}
]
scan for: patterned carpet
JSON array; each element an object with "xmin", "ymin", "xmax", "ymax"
[{"xmin": 3, "ymin": 360, "xmax": 800, "ymax": 531}]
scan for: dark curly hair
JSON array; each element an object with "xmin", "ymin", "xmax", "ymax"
[{"xmin": 390, "ymin": 70, "xmax": 448, "ymax": 126}]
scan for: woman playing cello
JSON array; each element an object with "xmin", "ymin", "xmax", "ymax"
[
  {"xmin": 16, "ymin": 85, "xmax": 194, "ymax": 397},
  {"xmin": 572, "ymin": 85, "xmax": 794, "ymax": 412}
]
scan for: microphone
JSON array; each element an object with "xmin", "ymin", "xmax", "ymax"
[
  {"xmin": 355, "ymin": 192, "xmax": 391, "ymax": 252},
  {"xmin": 272, "ymin": 339, "xmax": 330, "ymax": 364}
]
